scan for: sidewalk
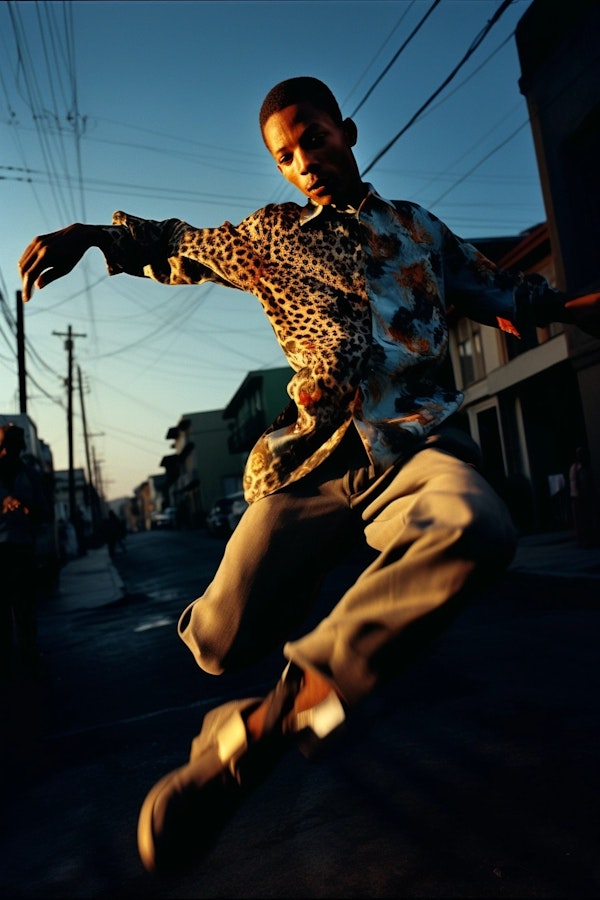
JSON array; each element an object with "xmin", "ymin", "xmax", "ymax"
[
  {"xmin": 509, "ymin": 528, "xmax": 600, "ymax": 581},
  {"xmin": 48, "ymin": 529, "xmax": 600, "ymax": 615},
  {"xmin": 49, "ymin": 544, "xmax": 126, "ymax": 611}
]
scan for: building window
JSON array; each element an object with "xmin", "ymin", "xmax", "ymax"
[
  {"xmin": 504, "ymin": 319, "xmax": 564, "ymax": 362},
  {"xmin": 456, "ymin": 318, "xmax": 485, "ymax": 386},
  {"xmin": 475, "ymin": 404, "xmax": 506, "ymax": 493}
]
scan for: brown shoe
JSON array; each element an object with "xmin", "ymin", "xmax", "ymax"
[{"xmin": 137, "ymin": 663, "xmax": 345, "ymax": 874}]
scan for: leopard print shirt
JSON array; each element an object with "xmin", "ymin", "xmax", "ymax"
[{"xmin": 99, "ymin": 187, "xmax": 539, "ymax": 502}]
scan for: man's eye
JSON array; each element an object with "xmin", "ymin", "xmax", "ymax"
[{"xmin": 278, "ymin": 153, "xmax": 292, "ymax": 165}]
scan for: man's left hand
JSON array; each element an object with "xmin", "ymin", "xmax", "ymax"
[{"xmin": 565, "ymin": 291, "xmax": 600, "ymax": 339}]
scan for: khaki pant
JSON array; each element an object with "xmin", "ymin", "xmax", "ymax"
[{"xmin": 178, "ymin": 428, "xmax": 517, "ymax": 707}]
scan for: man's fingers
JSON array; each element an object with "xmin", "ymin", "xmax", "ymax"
[
  {"xmin": 21, "ymin": 265, "xmax": 52, "ymax": 303},
  {"xmin": 18, "ymin": 235, "xmax": 47, "ymax": 275},
  {"xmin": 19, "ymin": 236, "xmax": 49, "ymax": 302},
  {"xmin": 36, "ymin": 266, "xmax": 63, "ymax": 291},
  {"xmin": 19, "ymin": 224, "xmax": 92, "ymax": 303},
  {"xmin": 21, "ymin": 276, "xmax": 33, "ymax": 304},
  {"xmin": 19, "ymin": 231, "xmax": 76, "ymax": 302},
  {"xmin": 20, "ymin": 264, "xmax": 42, "ymax": 303}
]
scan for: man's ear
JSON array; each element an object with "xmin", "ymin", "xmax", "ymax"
[{"xmin": 342, "ymin": 117, "xmax": 358, "ymax": 146}]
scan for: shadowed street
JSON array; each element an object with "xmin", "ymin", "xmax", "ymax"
[{"xmin": 1, "ymin": 529, "xmax": 599, "ymax": 898}]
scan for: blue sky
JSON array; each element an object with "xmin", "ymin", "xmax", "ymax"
[{"xmin": 0, "ymin": 0, "xmax": 545, "ymax": 500}]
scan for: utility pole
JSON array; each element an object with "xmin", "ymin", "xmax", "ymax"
[
  {"xmin": 16, "ymin": 290, "xmax": 26, "ymax": 414},
  {"xmin": 77, "ymin": 365, "xmax": 93, "ymax": 492},
  {"xmin": 92, "ymin": 444, "xmax": 105, "ymax": 505},
  {"xmin": 53, "ymin": 326, "xmax": 86, "ymax": 549},
  {"xmin": 77, "ymin": 365, "xmax": 99, "ymax": 534}
]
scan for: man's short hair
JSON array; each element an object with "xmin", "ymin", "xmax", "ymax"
[{"xmin": 259, "ymin": 76, "xmax": 343, "ymax": 138}]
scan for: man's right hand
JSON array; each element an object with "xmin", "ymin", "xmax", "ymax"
[{"xmin": 18, "ymin": 223, "xmax": 99, "ymax": 303}]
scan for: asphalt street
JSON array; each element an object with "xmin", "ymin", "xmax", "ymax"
[{"xmin": 1, "ymin": 528, "xmax": 599, "ymax": 898}]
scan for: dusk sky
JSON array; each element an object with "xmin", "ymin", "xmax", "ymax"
[{"xmin": 0, "ymin": 0, "xmax": 545, "ymax": 499}]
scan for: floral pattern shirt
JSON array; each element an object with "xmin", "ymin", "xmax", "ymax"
[{"xmin": 97, "ymin": 186, "xmax": 561, "ymax": 501}]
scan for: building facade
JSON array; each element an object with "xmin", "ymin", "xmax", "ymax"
[
  {"xmin": 515, "ymin": 0, "xmax": 600, "ymax": 498},
  {"xmin": 223, "ymin": 367, "xmax": 292, "ymax": 455},
  {"xmin": 162, "ymin": 409, "xmax": 245, "ymax": 528},
  {"xmin": 158, "ymin": 369, "xmax": 292, "ymax": 529},
  {"xmin": 451, "ymin": 224, "xmax": 586, "ymax": 532}
]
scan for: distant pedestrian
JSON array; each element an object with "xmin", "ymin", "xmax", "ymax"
[
  {"xmin": 0, "ymin": 423, "xmax": 51, "ymax": 681},
  {"xmin": 105, "ymin": 509, "xmax": 126, "ymax": 559},
  {"xmin": 73, "ymin": 506, "xmax": 87, "ymax": 556},
  {"xmin": 569, "ymin": 446, "xmax": 600, "ymax": 548}
]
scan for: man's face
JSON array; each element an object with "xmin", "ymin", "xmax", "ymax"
[{"xmin": 262, "ymin": 101, "xmax": 365, "ymax": 208}]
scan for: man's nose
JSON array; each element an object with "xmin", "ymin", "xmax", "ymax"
[{"xmin": 297, "ymin": 148, "xmax": 318, "ymax": 174}]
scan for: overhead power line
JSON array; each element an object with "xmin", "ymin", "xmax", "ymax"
[
  {"xmin": 349, "ymin": 0, "xmax": 443, "ymax": 118},
  {"xmin": 361, "ymin": 0, "xmax": 517, "ymax": 177},
  {"xmin": 342, "ymin": 1, "xmax": 418, "ymax": 110},
  {"xmin": 427, "ymin": 118, "xmax": 529, "ymax": 208}
]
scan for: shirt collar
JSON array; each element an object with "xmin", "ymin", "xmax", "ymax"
[{"xmin": 298, "ymin": 184, "xmax": 393, "ymax": 225}]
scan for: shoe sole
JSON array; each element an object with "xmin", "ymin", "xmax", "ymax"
[
  {"xmin": 137, "ymin": 699, "xmax": 263, "ymax": 874},
  {"xmin": 137, "ymin": 750, "xmax": 241, "ymax": 874}
]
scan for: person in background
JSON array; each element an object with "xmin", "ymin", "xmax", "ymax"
[
  {"xmin": 569, "ymin": 445, "xmax": 600, "ymax": 548},
  {"xmin": 105, "ymin": 509, "xmax": 127, "ymax": 559},
  {"xmin": 0, "ymin": 423, "xmax": 51, "ymax": 681},
  {"xmin": 18, "ymin": 76, "xmax": 600, "ymax": 874}
]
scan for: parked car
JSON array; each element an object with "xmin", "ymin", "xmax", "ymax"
[
  {"xmin": 206, "ymin": 492, "xmax": 245, "ymax": 536},
  {"xmin": 150, "ymin": 507, "xmax": 177, "ymax": 530}
]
